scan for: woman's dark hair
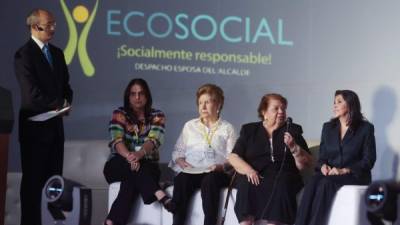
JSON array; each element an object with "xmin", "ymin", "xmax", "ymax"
[
  {"xmin": 332, "ymin": 89, "xmax": 364, "ymax": 130},
  {"xmin": 257, "ymin": 93, "xmax": 287, "ymax": 120},
  {"xmin": 123, "ymin": 78, "xmax": 153, "ymax": 122}
]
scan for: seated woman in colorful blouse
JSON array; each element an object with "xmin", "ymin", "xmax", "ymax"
[
  {"xmin": 168, "ymin": 83, "xmax": 237, "ymax": 225},
  {"xmin": 103, "ymin": 78, "xmax": 173, "ymax": 225}
]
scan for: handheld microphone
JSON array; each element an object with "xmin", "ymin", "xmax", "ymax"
[{"xmin": 286, "ymin": 117, "xmax": 292, "ymax": 132}]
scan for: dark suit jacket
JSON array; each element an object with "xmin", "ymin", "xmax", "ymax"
[
  {"xmin": 318, "ymin": 119, "xmax": 376, "ymax": 183},
  {"xmin": 0, "ymin": 86, "xmax": 14, "ymax": 133},
  {"xmin": 232, "ymin": 121, "xmax": 309, "ymax": 173},
  {"xmin": 14, "ymin": 38, "xmax": 73, "ymax": 141}
]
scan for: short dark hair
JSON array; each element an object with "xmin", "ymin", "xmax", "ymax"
[
  {"xmin": 196, "ymin": 84, "xmax": 224, "ymax": 117},
  {"xmin": 257, "ymin": 93, "xmax": 287, "ymax": 120},
  {"xmin": 333, "ymin": 89, "xmax": 364, "ymax": 130},
  {"xmin": 123, "ymin": 78, "xmax": 153, "ymax": 121}
]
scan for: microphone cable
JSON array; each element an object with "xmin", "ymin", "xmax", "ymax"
[
  {"xmin": 258, "ymin": 144, "xmax": 288, "ymax": 221},
  {"xmin": 258, "ymin": 118, "xmax": 292, "ymax": 221}
]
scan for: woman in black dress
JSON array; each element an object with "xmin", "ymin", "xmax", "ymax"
[
  {"xmin": 228, "ymin": 93, "xmax": 312, "ymax": 225},
  {"xmin": 295, "ymin": 90, "xmax": 376, "ymax": 225}
]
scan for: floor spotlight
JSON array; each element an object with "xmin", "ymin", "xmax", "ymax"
[
  {"xmin": 41, "ymin": 175, "xmax": 91, "ymax": 225},
  {"xmin": 365, "ymin": 180, "xmax": 400, "ymax": 224}
]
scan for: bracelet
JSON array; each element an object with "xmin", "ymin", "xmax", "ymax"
[
  {"xmin": 125, "ymin": 152, "xmax": 132, "ymax": 161},
  {"xmin": 290, "ymin": 145, "xmax": 300, "ymax": 156},
  {"xmin": 150, "ymin": 139, "xmax": 158, "ymax": 149},
  {"xmin": 142, "ymin": 149, "xmax": 147, "ymax": 158}
]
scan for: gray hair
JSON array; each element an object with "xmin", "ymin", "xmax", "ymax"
[
  {"xmin": 26, "ymin": 9, "xmax": 53, "ymax": 28},
  {"xmin": 26, "ymin": 9, "xmax": 41, "ymax": 27}
]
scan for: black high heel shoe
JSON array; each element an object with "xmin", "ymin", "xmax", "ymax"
[{"xmin": 159, "ymin": 196, "xmax": 176, "ymax": 213}]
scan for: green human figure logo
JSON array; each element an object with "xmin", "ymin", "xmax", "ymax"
[{"xmin": 60, "ymin": 0, "xmax": 99, "ymax": 77}]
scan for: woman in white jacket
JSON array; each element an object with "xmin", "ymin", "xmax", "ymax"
[{"xmin": 169, "ymin": 83, "xmax": 236, "ymax": 225}]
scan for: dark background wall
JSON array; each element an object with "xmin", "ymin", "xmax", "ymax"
[{"xmin": 1, "ymin": 0, "xmax": 399, "ymax": 180}]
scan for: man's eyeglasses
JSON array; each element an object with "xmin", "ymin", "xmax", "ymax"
[{"xmin": 37, "ymin": 22, "xmax": 56, "ymax": 31}]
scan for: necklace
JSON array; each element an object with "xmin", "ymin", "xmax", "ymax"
[
  {"xmin": 199, "ymin": 119, "xmax": 219, "ymax": 148},
  {"xmin": 132, "ymin": 120, "xmax": 148, "ymax": 147},
  {"xmin": 263, "ymin": 121, "xmax": 275, "ymax": 162}
]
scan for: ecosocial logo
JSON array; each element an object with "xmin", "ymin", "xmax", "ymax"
[{"xmin": 60, "ymin": 0, "xmax": 99, "ymax": 77}]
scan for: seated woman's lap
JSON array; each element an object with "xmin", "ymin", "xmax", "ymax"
[
  {"xmin": 309, "ymin": 173, "xmax": 364, "ymax": 191},
  {"xmin": 235, "ymin": 171, "xmax": 302, "ymax": 223},
  {"xmin": 174, "ymin": 171, "xmax": 229, "ymax": 193},
  {"xmin": 104, "ymin": 155, "xmax": 161, "ymax": 203},
  {"xmin": 104, "ymin": 155, "xmax": 160, "ymax": 181}
]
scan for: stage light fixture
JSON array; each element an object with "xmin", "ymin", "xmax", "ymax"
[
  {"xmin": 365, "ymin": 180, "xmax": 400, "ymax": 224},
  {"xmin": 41, "ymin": 175, "xmax": 92, "ymax": 225}
]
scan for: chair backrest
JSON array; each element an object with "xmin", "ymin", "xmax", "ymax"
[
  {"xmin": 301, "ymin": 141, "xmax": 320, "ymax": 184},
  {"xmin": 63, "ymin": 140, "xmax": 110, "ymax": 225},
  {"xmin": 63, "ymin": 140, "xmax": 109, "ymax": 189}
]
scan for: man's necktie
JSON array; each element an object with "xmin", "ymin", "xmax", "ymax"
[{"xmin": 42, "ymin": 44, "xmax": 53, "ymax": 66}]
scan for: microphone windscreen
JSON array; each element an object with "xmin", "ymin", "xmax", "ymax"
[{"xmin": 286, "ymin": 117, "xmax": 292, "ymax": 131}]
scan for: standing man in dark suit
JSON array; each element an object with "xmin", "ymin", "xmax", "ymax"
[{"xmin": 14, "ymin": 9, "xmax": 73, "ymax": 225}]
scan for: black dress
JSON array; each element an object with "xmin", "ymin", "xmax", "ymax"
[
  {"xmin": 295, "ymin": 119, "xmax": 376, "ymax": 225},
  {"xmin": 232, "ymin": 121, "xmax": 309, "ymax": 224}
]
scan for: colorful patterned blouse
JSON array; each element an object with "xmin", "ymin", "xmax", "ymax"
[{"xmin": 108, "ymin": 107, "xmax": 165, "ymax": 161}]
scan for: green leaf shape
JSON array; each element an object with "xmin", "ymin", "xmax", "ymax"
[
  {"xmin": 78, "ymin": 0, "xmax": 99, "ymax": 77},
  {"xmin": 60, "ymin": 0, "xmax": 78, "ymax": 65}
]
